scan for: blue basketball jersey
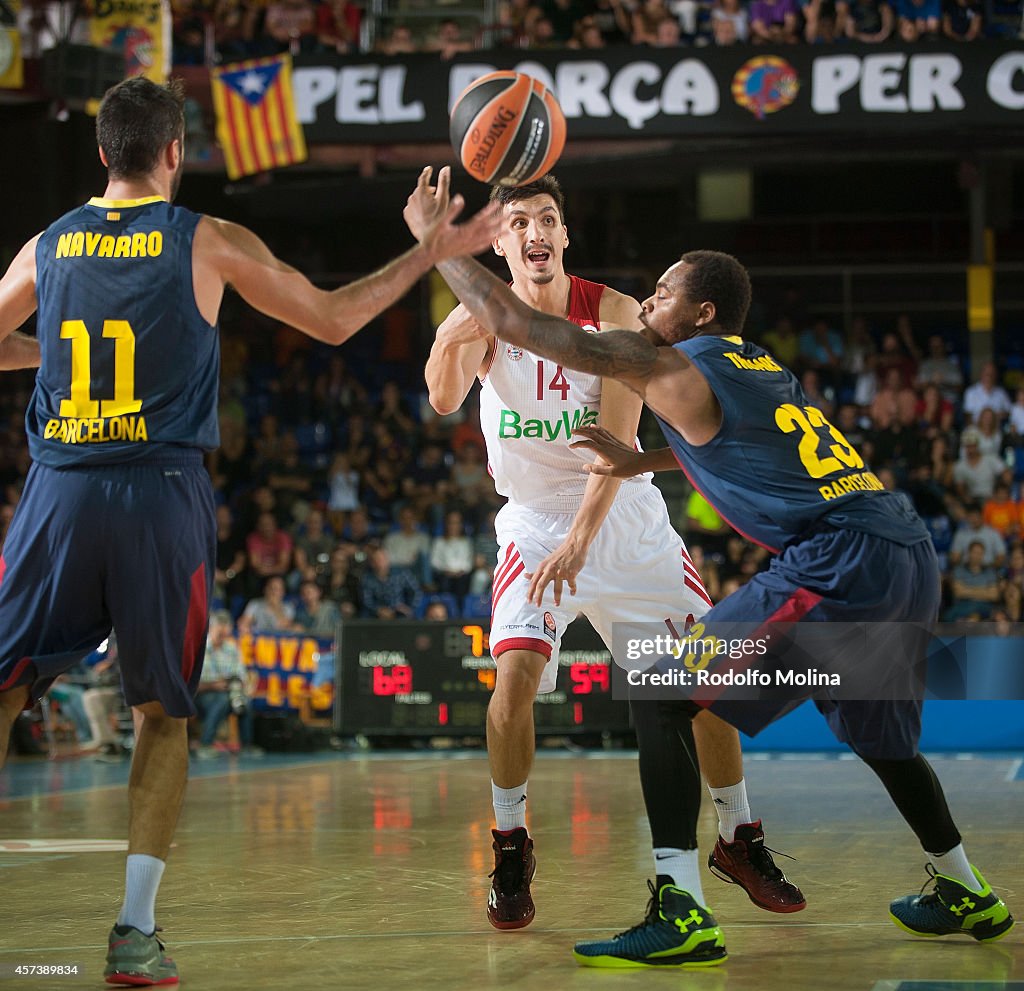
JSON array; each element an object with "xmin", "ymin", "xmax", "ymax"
[
  {"xmin": 28, "ymin": 196, "xmax": 220, "ymax": 466},
  {"xmin": 655, "ymin": 334, "xmax": 929, "ymax": 552}
]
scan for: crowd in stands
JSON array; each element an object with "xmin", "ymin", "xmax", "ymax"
[
  {"xmin": 170, "ymin": 0, "xmax": 1023, "ymax": 68},
  {"xmin": 3, "ymin": 309, "xmax": 1024, "ymax": 633}
]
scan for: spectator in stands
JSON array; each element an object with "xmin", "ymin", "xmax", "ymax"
[
  {"xmin": 362, "ymin": 459, "xmax": 402, "ymax": 525},
  {"xmin": 254, "ymin": 413, "xmax": 284, "ymax": 468},
  {"xmin": 384, "ymin": 506, "xmax": 432, "ymax": 585},
  {"xmin": 424, "ymin": 17, "xmax": 476, "ymax": 57},
  {"xmin": 195, "ymin": 611, "xmax": 261, "ymax": 759},
  {"xmin": 172, "ymin": 0, "xmax": 209, "ymax": 65},
  {"xmin": 342, "ymin": 413, "xmax": 373, "ymax": 471},
  {"xmin": 376, "ymin": 23, "xmax": 418, "ymax": 54},
  {"xmin": 954, "ymin": 428, "xmax": 1011, "ymax": 502},
  {"xmin": 870, "ymin": 368, "xmax": 918, "ymax": 430},
  {"xmin": 945, "ymin": 541, "xmax": 1002, "ymax": 621},
  {"xmin": 897, "ymin": 0, "xmax": 942, "ymax": 35},
  {"xmin": 916, "ymin": 334, "xmax": 964, "ymax": 401},
  {"xmin": 431, "ymin": 510, "xmax": 475, "ymax": 599},
  {"xmin": 264, "ymin": 0, "xmax": 319, "ymax": 52},
  {"xmin": 83, "ymin": 638, "xmax": 127, "ymax": 762},
  {"xmin": 362, "ymin": 548, "xmax": 422, "ymax": 619},
  {"xmin": 975, "ymin": 406, "xmax": 1005, "ymax": 459},
  {"xmin": 212, "ymin": 0, "xmax": 259, "ymax": 60},
  {"xmin": 799, "ymin": 317, "xmax": 844, "ymax": 386},
  {"xmin": 377, "ymin": 381, "xmax": 417, "ymax": 436},
  {"xmin": 630, "ymin": 0, "xmax": 673, "ymax": 41},
  {"xmin": 804, "ymin": 0, "xmax": 850, "ymax": 40},
  {"xmin": 950, "ymin": 502, "xmax": 1007, "ymax": 567},
  {"xmin": 525, "ymin": 14, "xmax": 560, "ymax": 44},
  {"xmin": 324, "ymin": 547, "xmax": 361, "ymax": 618},
  {"xmin": 342, "ymin": 507, "xmax": 377, "ymax": 560},
  {"xmin": 317, "ymin": 0, "xmax": 362, "ymax": 52},
  {"xmin": 1005, "ymin": 543, "xmax": 1024, "ymax": 587},
  {"xmin": 570, "ymin": 15, "xmax": 609, "ymax": 45},
  {"xmin": 49, "ymin": 673, "xmax": 95, "ymax": 749},
  {"xmin": 1010, "ymin": 388, "xmax": 1024, "ymax": 437},
  {"xmin": 293, "ymin": 508, "xmax": 335, "ymax": 586},
  {"xmin": 761, "ymin": 316, "xmax": 800, "ymax": 367},
  {"xmin": 710, "ymin": 0, "xmax": 751, "ymax": 41},
  {"xmin": 915, "ymin": 383, "xmax": 955, "ymax": 435},
  {"xmin": 652, "ymin": 15, "xmax": 685, "ymax": 41},
  {"xmin": 247, "ymin": 511, "xmax": 294, "ymax": 587},
  {"xmin": 208, "ymin": 422, "xmax": 250, "ymax": 499},
  {"xmin": 591, "ymin": 0, "xmax": 632, "ymax": 42},
  {"xmin": 928, "ymin": 434, "xmax": 957, "ymax": 491},
  {"xmin": 295, "ymin": 580, "xmax": 342, "ymax": 636},
  {"xmin": 450, "ymin": 442, "xmax": 494, "ymax": 526},
  {"xmin": 964, "ymin": 360, "xmax": 1013, "ymax": 424},
  {"xmin": 801, "ymin": 369, "xmax": 835, "ymax": 420},
  {"xmin": 313, "ymin": 355, "xmax": 368, "ymax": 424},
  {"xmin": 215, "ymin": 505, "xmax": 248, "ymax": 606},
  {"xmin": 265, "ymin": 431, "xmax": 314, "ymax": 523},
  {"xmin": 238, "ymin": 576, "xmax": 296, "ymax": 635},
  {"xmin": 327, "ymin": 452, "xmax": 361, "ymax": 532},
  {"xmin": 424, "ymin": 598, "xmax": 451, "ymax": 621},
  {"xmin": 544, "ymin": 0, "xmax": 589, "ymax": 41},
  {"xmin": 498, "ymin": 0, "xmax": 544, "ymax": 45},
  {"xmin": 875, "ymin": 330, "xmax": 917, "ymax": 388},
  {"xmin": 749, "ymin": 0, "xmax": 802, "ymax": 42},
  {"xmin": 983, "ymin": 482, "xmax": 1020, "ymax": 540}
]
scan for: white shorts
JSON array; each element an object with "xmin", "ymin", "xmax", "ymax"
[{"xmin": 490, "ymin": 485, "xmax": 713, "ymax": 693}]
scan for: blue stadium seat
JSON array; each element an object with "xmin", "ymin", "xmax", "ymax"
[{"xmin": 462, "ymin": 593, "xmax": 491, "ymax": 618}]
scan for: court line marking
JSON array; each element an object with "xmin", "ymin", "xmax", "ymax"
[
  {"xmin": 1005, "ymin": 757, "xmax": 1023, "ymax": 782},
  {"xmin": 0, "ymin": 921, "xmax": 897, "ymax": 956}
]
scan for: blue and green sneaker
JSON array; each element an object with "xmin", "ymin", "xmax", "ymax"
[
  {"xmin": 573, "ymin": 879, "xmax": 727, "ymax": 969},
  {"xmin": 890, "ymin": 864, "xmax": 1014, "ymax": 942}
]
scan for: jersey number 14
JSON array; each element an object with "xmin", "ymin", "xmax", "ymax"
[{"xmin": 536, "ymin": 360, "xmax": 570, "ymax": 402}]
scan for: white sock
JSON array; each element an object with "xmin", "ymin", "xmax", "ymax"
[
  {"xmin": 653, "ymin": 848, "xmax": 705, "ymax": 904},
  {"xmin": 492, "ymin": 781, "xmax": 528, "ymax": 832},
  {"xmin": 117, "ymin": 854, "xmax": 166, "ymax": 936},
  {"xmin": 708, "ymin": 779, "xmax": 752, "ymax": 843},
  {"xmin": 928, "ymin": 843, "xmax": 980, "ymax": 891}
]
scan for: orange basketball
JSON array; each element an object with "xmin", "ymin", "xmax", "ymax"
[{"xmin": 449, "ymin": 71, "xmax": 567, "ymax": 188}]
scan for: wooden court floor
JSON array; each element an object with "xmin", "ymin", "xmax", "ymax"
[{"xmin": 0, "ymin": 752, "xmax": 1021, "ymax": 991}]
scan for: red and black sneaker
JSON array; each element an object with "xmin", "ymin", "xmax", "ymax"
[
  {"xmin": 708, "ymin": 820, "xmax": 806, "ymax": 914},
  {"xmin": 487, "ymin": 827, "xmax": 537, "ymax": 930}
]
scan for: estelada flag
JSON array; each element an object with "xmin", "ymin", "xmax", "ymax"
[{"xmin": 211, "ymin": 54, "xmax": 307, "ymax": 180}]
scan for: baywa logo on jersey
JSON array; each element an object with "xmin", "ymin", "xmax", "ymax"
[
  {"xmin": 732, "ymin": 56, "xmax": 799, "ymax": 120},
  {"xmin": 507, "ymin": 344, "xmax": 524, "ymax": 361},
  {"xmin": 543, "ymin": 612, "xmax": 556, "ymax": 641},
  {"xmin": 498, "ymin": 405, "xmax": 599, "ymax": 441}
]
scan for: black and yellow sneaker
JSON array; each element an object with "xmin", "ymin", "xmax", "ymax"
[
  {"xmin": 573, "ymin": 880, "xmax": 727, "ymax": 969},
  {"xmin": 890, "ymin": 864, "xmax": 1014, "ymax": 942}
]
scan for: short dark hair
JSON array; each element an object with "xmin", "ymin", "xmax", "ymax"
[
  {"xmin": 678, "ymin": 250, "xmax": 752, "ymax": 336},
  {"xmin": 489, "ymin": 174, "xmax": 565, "ymax": 223},
  {"xmin": 96, "ymin": 77, "xmax": 185, "ymax": 180}
]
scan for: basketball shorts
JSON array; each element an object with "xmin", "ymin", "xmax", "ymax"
[
  {"xmin": 687, "ymin": 528, "xmax": 941, "ymax": 759},
  {"xmin": 0, "ymin": 453, "xmax": 215, "ymax": 718},
  {"xmin": 491, "ymin": 484, "xmax": 713, "ymax": 694}
]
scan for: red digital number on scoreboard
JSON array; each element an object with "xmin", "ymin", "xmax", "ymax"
[
  {"xmin": 569, "ymin": 663, "xmax": 610, "ymax": 694},
  {"xmin": 372, "ymin": 665, "xmax": 413, "ymax": 696}
]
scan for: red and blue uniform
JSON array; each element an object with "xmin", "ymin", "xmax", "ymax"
[
  {"xmin": 656, "ymin": 334, "xmax": 939, "ymax": 758},
  {"xmin": 0, "ymin": 196, "xmax": 218, "ymax": 716}
]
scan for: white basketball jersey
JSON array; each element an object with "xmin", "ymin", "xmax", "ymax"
[{"xmin": 479, "ymin": 275, "xmax": 653, "ymax": 512}]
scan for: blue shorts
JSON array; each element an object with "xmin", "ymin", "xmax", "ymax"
[
  {"xmin": 0, "ymin": 454, "xmax": 215, "ymax": 718},
  {"xmin": 695, "ymin": 529, "xmax": 941, "ymax": 759}
]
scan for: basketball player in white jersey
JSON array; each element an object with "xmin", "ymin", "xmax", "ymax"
[{"xmin": 421, "ymin": 170, "xmax": 803, "ymax": 935}]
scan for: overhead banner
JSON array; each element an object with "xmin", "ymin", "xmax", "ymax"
[
  {"xmin": 293, "ymin": 42, "xmax": 1024, "ymax": 144},
  {"xmin": 90, "ymin": 0, "xmax": 171, "ymax": 85}
]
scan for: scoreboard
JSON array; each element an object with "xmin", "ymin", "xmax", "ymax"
[{"xmin": 336, "ymin": 618, "xmax": 632, "ymax": 736}]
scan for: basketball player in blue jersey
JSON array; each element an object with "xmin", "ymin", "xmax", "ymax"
[
  {"xmin": 405, "ymin": 179, "xmax": 1013, "ymax": 966},
  {"xmin": 0, "ymin": 77, "xmax": 498, "ymax": 987},
  {"xmin": 423, "ymin": 171, "xmax": 802, "ymax": 939}
]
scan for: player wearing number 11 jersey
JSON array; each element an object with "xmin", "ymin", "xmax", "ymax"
[{"xmin": 0, "ymin": 78, "xmax": 498, "ymax": 986}]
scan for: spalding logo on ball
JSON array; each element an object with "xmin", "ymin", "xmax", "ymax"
[{"xmin": 450, "ymin": 71, "xmax": 566, "ymax": 188}]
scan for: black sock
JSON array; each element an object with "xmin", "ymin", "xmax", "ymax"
[{"xmin": 858, "ymin": 752, "xmax": 961, "ymax": 855}]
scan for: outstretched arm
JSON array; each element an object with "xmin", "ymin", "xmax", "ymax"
[
  {"xmin": 436, "ymin": 257, "xmax": 660, "ymax": 395},
  {"xmin": 0, "ymin": 235, "xmax": 42, "ymax": 369},
  {"xmin": 570, "ymin": 426, "xmax": 680, "ymax": 476}
]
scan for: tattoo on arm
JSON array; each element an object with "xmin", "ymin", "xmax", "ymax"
[{"xmin": 436, "ymin": 258, "xmax": 659, "ymax": 381}]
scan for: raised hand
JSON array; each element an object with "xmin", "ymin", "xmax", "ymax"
[{"xmin": 406, "ymin": 165, "xmax": 502, "ymax": 264}]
